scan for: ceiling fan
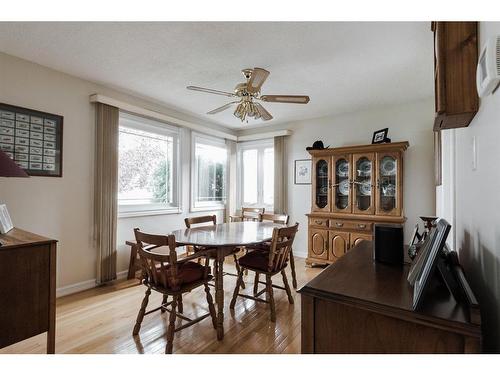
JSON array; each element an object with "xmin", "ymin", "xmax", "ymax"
[{"xmin": 187, "ymin": 67, "xmax": 310, "ymax": 123}]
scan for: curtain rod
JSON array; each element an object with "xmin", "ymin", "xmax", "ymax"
[{"xmin": 90, "ymin": 94, "xmax": 238, "ymax": 141}]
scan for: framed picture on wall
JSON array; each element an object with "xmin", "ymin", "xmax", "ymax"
[
  {"xmin": 294, "ymin": 159, "xmax": 312, "ymax": 185},
  {"xmin": 0, "ymin": 103, "xmax": 63, "ymax": 177}
]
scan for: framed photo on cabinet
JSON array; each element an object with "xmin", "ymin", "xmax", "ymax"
[
  {"xmin": 0, "ymin": 103, "xmax": 63, "ymax": 177},
  {"xmin": 295, "ymin": 159, "xmax": 312, "ymax": 185}
]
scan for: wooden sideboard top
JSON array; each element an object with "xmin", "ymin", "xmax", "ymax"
[
  {"xmin": 0, "ymin": 228, "xmax": 57, "ymax": 249},
  {"xmin": 299, "ymin": 240, "xmax": 481, "ymax": 337}
]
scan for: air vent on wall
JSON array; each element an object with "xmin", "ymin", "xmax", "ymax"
[{"xmin": 476, "ymin": 35, "xmax": 500, "ymax": 97}]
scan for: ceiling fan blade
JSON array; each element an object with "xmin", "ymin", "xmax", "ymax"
[
  {"xmin": 254, "ymin": 103, "xmax": 273, "ymax": 121},
  {"xmin": 187, "ymin": 86, "xmax": 236, "ymax": 97},
  {"xmin": 260, "ymin": 95, "xmax": 310, "ymax": 104},
  {"xmin": 207, "ymin": 101, "xmax": 239, "ymax": 115},
  {"xmin": 247, "ymin": 68, "xmax": 270, "ymax": 94}
]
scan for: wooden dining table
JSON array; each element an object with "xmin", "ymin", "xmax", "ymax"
[{"xmin": 171, "ymin": 221, "xmax": 283, "ymax": 340}]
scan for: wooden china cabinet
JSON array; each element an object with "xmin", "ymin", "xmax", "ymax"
[{"xmin": 306, "ymin": 141, "xmax": 409, "ymax": 266}]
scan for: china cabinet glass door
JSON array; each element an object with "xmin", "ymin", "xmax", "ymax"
[
  {"xmin": 333, "ymin": 155, "xmax": 351, "ymax": 213},
  {"xmin": 376, "ymin": 152, "xmax": 401, "ymax": 216},
  {"xmin": 313, "ymin": 157, "xmax": 330, "ymax": 211},
  {"xmin": 352, "ymin": 153, "xmax": 375, "ymax": 214}
]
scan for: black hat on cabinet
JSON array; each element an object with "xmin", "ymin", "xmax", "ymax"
[{"xmin": 306, "ymin": 140, "xmax": 329, "ymax": 151}]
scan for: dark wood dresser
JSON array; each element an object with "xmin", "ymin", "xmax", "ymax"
[
  {"xmin": 299, "ymin": 241, "xmax": 481, "ymax": 353},
  {"xmin": 0, "ymin": 228, "xmax": 57, "ymax": 353}
]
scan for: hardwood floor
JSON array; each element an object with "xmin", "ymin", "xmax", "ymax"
[{"xmin": 0, "ymin": 257, "xmax": 322, "ymax": 354}]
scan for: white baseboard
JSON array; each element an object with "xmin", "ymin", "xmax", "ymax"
[
  {"xmin": 293, "ymin": 250, "xmax": 307, "ymax": 259},
  {"xmin": 56, "ymin": 252, "xmax": 308, "ymax": 299},
  {"xmin": 56, "ymin": 270, "xmax": 129, "ymax": 298}
]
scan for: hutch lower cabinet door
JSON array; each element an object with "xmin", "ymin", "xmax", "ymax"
[
  {"xmin": 328, "ymin": 231, "xmax": 350, "ymax": 262},
  {"xmin": 350, "ymin": 232, "xmax": 373, "ymax": 247},
  {"xmin": 308, "ymin": 228, "xmax": 329, "ymax": 261}
]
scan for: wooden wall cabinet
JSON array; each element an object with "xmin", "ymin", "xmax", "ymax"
[
  {"xmin": 307, "ymin": 142, "xmax": 408, "ymax": 266},
  {"xmin": 432, "ymin": 22, "xmax": 479, "ymax": 130}
]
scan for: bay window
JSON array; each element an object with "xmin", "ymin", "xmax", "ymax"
[
  {"xmin": 191, "ymin": 133, "xmax": 228, "ymax": 210},
  {"xmin": 118, "ymin": 113, "xmax": 179, "ymax": 216},
  {"xmin": 238, "ymin": 140, "xmax": 274, "ymax": 210}
]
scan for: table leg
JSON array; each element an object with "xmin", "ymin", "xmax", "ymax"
[{"xmin": 215, "ymin": 247, "xmax": 225, "ymax": 340}]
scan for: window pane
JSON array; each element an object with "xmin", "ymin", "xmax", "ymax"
[
  {"xmin": 242, "ymin": 149, "xmax": 258, "ymax": 204},
  {"xmin": 263, "ymin": 147, "xmax": 274, "ymax": 205},
  {"xmin": 118, "ymin": 126, "xmax": 173, "ymax": 206},
  {"xmin": 195, "ymin": 142, "xmax": 227, "ymax": 204}
]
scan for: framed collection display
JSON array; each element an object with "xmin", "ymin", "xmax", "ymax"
[
  {"xmin": 0, "ymin": 103, "xmax": 63, "ymax": 177},
  {"xmin": 294, "ymin": 159, "xmax": 312, "ymax": 185}
]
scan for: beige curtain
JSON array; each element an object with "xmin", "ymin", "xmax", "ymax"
[
  {"xmin": 225, "ymin": 139, "xmax": 238, "ymax": 222},
  {"xmin": 274, "ymin": 136, "xmax": 288, "ymax": 214},
  {"xmin": 94, "ymin": 103, "xmax": 119, "ymax": 284}
]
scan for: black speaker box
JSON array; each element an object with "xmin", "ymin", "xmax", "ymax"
[{"xmin": 373, "ymin": 223, "xmax": 404, "ymax": 265}]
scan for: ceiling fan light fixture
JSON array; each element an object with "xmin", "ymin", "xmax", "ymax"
[{"xmin": 187, "ymin": 67, "xmax": 310, "ymax": 124}]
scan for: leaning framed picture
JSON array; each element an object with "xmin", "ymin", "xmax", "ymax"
[
  {"xmin": 294, "ymin": 159, "xmax": 312, "ymax": 185},
  {"xmin": 0, "ymin": 204, "xmax": 14, "ymax": 234},
  {"xmin": 0, "ymin": 102, "xmax": 63, "ymax": 177},
  {"xmin": 411, "ymin": 218, "xmax": 451, "ymax": 310}
]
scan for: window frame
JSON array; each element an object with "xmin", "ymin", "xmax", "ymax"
[
  {"xmin": 237, "ymin": 139, "xmax": 274, "ymax": 211},
  {"xmin": 190, "ymin": 132, "xmax": 228, "ymax": 212},
  {"xmin": 118, "ymin": 112, "xmax": 181, "ymax": 218}
]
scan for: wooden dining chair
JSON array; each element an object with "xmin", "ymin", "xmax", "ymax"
[
  {"xmin": 228, "ymin": 208, "xmax": 265, "ymax": 283},
  {"xmin": 247, "ymin": 213, "xmax": 298, "ymax": 292},
  {"xmin": 229, "ymin": 207, "xmax": 265, "ymax": 222},
  {"xmin": 185, "ymin": 215, "xmax": 246, "ymax": 289},
  {"xmin": 133, "ymin": 228, "xmax": 217, "ymax": 354},
  {"xmin": 230, "ymin": 223, "xmax": 299, "ymax": 322},
  {"xmin": 184, "ymin": 215, "xmax": 217, "ymax": 257}
]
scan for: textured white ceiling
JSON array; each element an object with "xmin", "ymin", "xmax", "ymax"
[{"xmin": 0, "ymin": 22, "xmax": 433, "ymax": 130}]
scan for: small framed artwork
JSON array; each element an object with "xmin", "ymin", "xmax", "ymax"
[
  {"xmin": 0, "ymin": 204, "xmax": 14, "ymax": 234},
  {"xmin": 0, "ymin": 103, "xmax": 63, "ymax": 177},
  {"xmin": 294, "ymin": 159, "xmax": 312, "ymax": 185},
  {"xmin": 372, "ymin": 128, "xmax": 389, "ymax": 144}
]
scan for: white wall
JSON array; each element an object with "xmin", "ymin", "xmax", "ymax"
[
  {"xmin": 0, "ymin": 52, "xmax": 232, "ymax": 292},
  {"xmin": 240, "ymin": 99, "xmax": 436, "ymax": 258},
  {"xmin": 450, "ymin": 22, "xmax": 500, "ymax": 353}
]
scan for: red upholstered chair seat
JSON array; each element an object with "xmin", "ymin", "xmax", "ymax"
[
  {"xmin": 238, "ymin": 251, "xmax": 286, "ymax": 272},
  {"xmin": 154, "ymin": 261, "xmax": 209, "ymax": 288}
]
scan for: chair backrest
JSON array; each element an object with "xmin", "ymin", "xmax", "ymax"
[
  {"xmin": 268, "ymin": 223, "xmax": 299, "ymax": 272},
  {"xmin": 134, "ymin": 228, "xmax": 180, "ymax": 290},
  {"xmin": 260, "ymin": 213, "xmax": 289, "ymax": 225},
  {"xmin": 241, "ymin": 207, "xmax": 265, "ymax": 221},
  {"xmin": 185, "ymin": 215, "xmax": 217, "ymax": 228}
]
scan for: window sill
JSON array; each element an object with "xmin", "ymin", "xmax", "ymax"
[
  {"xmin": 190, "ymin": 205, "xmax": 226, "ymax": 213},
  {"xmin": 118, "ymin": 207, "xmax": 182, "ymax": 218}
]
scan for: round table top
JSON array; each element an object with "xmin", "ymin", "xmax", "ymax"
[{"xmin": 171, "ymin": 221, "xmax": 283, "ymax": 247}]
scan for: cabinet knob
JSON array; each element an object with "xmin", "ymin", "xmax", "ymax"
[
  {"xmin": 335, "ymin": 222, "xmax": 344, "ymax": 228},
  {"xmin": 358, "ymin": 224, "xmax": 366, "ymax": 229},
  {"xmin": 314, "ymin": 220, "xmax": 323, "ymax": 225}
]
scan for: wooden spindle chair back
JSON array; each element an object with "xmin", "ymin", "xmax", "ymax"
[
  {"xmin": 267, "ymin": 223, "xmax": 299, "ymax": 273},
  {"xmin": 241, "ymin": 207, "xmax": 265, "ymax": 221},
  {"xmin": 134, "ymin": 228, "xmax": 209, "ymax": 292},
  {"xmin": 184, "ymin": 215, "xmax": 216, "ymax": 228},
  {"xmin": 260, "ymin": 213, "xmax": 290, "ymax": 225}
]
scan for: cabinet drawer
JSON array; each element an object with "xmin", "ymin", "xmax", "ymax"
[
  {"xmin": 309, "ymin": 218, "xmax": 329, "ymax": 228},
  {"xmin": 329, "ymin": 220, "xmax": 372, "ymax": 232}
]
